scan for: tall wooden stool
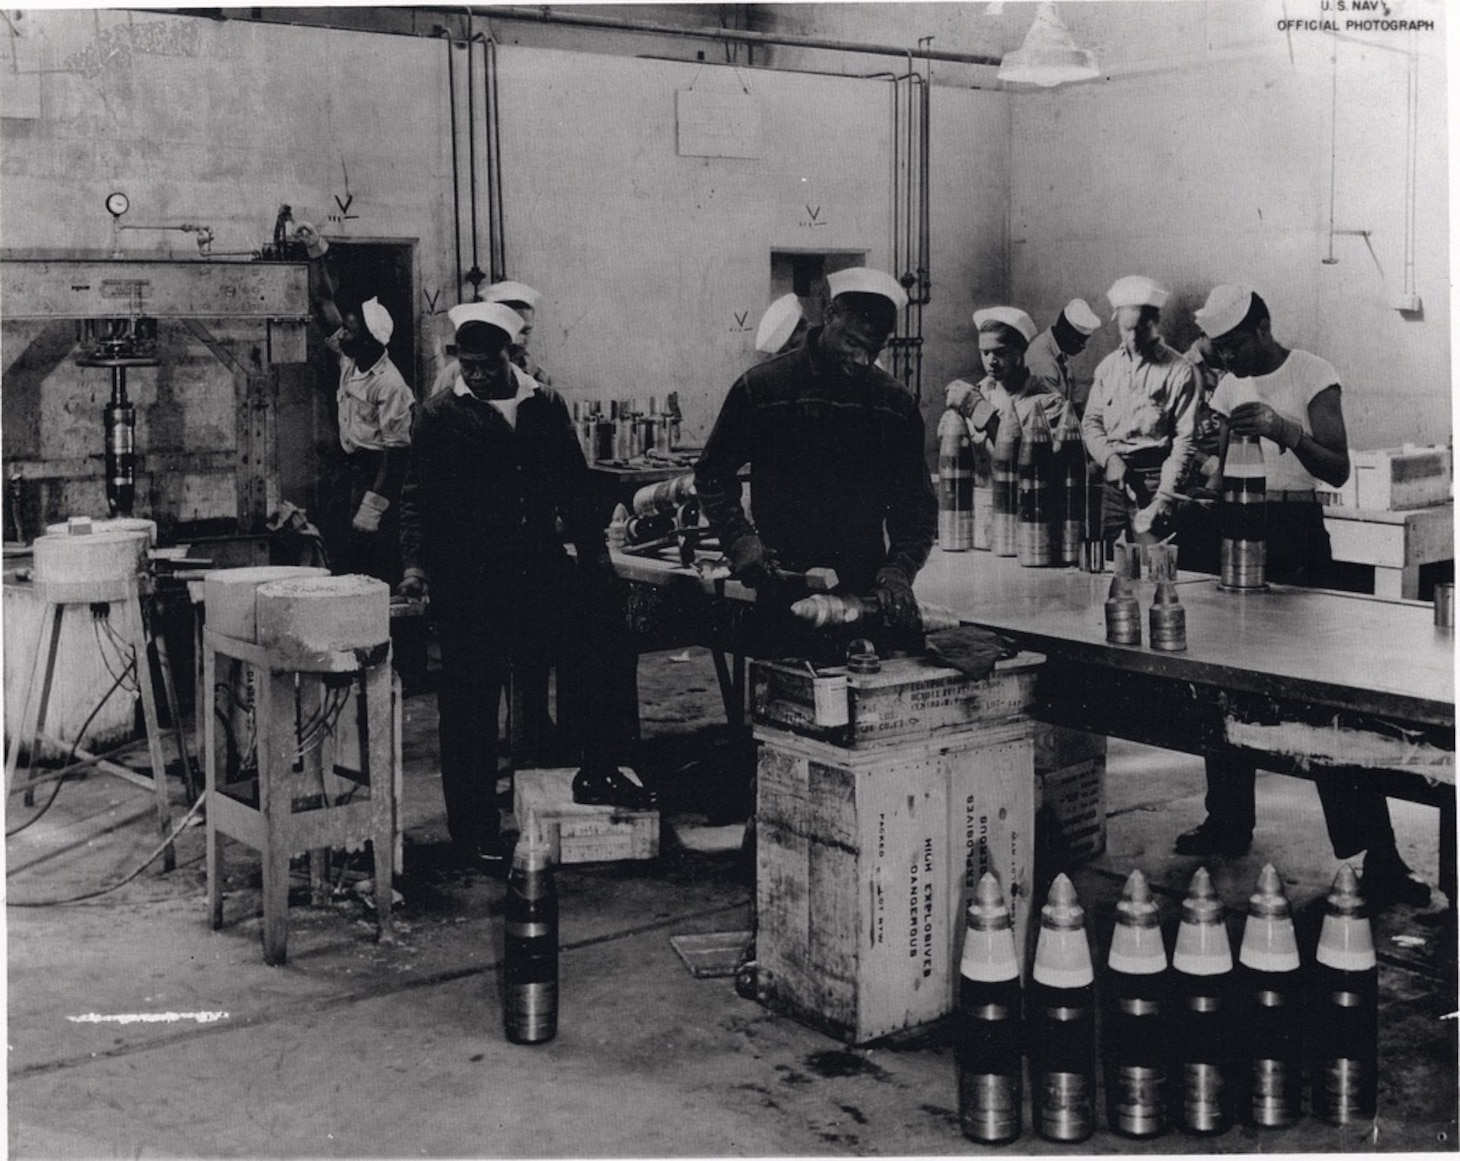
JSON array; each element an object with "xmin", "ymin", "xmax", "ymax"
[
  {"xmin": 202, "ymin": 573, "xmax": 396, "ymax": 965},
  {"xmin": 5, "ymin": 529, "xmax": 181, "ymax": 870}
]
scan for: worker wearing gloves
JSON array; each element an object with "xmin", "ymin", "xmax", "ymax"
[
  {"xmin": 695, "ymin": 266, "xmax": 937, "ymax": 662},
  {"xmin": 1178, "ymin": 284, "xmax": 1429, "ymax": 908},
  {"xmin": 398, "ymin": 303, "xmax": 651, "ymax": 873},
  {"xmin": 1023, "ymin": 297, "xmax": 1102, "ymax": 413},
  {"xmin": 297, "ymin": 221, "xmax": 416, "ymax": 583},
  {"xmin": 1080, "ymin": 275, "xmax": 1199, "ymax": 548},
  {"xmin": 325, "ymin": 297, "xmax": 415, "ymax": 582},
  {"xmin": 945, "ymin": 306, "xmax": 1071, "ymax": 447}
]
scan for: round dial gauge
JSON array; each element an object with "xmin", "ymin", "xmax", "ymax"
[{"xmin": 105, "ymin": 191, "xmax": 130, "ymax": 217}]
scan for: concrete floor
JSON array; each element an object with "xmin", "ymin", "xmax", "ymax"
[{"xmin": 5, "ymin": 646, "xmax": 1456, "ymax": 1158}]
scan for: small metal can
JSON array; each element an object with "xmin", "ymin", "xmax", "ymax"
[{"xmin": 1435, "ymin": 582, "xmax": 1454, "ymax": 629}]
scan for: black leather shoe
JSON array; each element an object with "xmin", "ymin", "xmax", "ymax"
[
  {"xmin": 1174, "ymin": 821, "xmax": 1253, "ymax": 857},
  {"xmin": 461, "ymin": 831, "xmax": 516, "ymax": 878},
  {"xmin": 572, "ymin": 766, "xmax": 658, "ymax": 810},
  {"xmin": 1360, "ymin": 855, "xmax": 1432, "ymax": 909}
]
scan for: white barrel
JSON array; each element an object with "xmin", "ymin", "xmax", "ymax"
[
  {"xmin": 255, "ymin": 574, "xmax": 390, "ymax": 658},
  {"xmin": 46, "ymin": 516, "xmax": 158, "ymax": 547},
  {"xmin": 4, "ymin": 569, "xmax": 137, "ymax": 757},
  {"xmin": 203, "ymin": 566, "xmax": 330, "ymax": 643},
  {"xmin": 32, "ymin": 530, "xmax": 150, "ymax": 601}
]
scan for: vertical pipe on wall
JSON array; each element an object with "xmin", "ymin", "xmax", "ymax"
[
  {"xmin": 486, "ymin": 36, "xmax": 507, "ymax": 282},
  {"xmin": 442, "ymin": 26, "xmax": 463, "ymax": 300},
  {"xmin": 464, "ymin": 15, "xmax": 483, "ymax": 298}
]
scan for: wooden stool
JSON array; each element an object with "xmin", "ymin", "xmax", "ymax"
[
  {"xmin": 5, "ymin": 570, "xmax": 183, "ymax": 871},
  {"xmin": 202, "ymin": 620, "xmax": 397, "ymax": 966}
]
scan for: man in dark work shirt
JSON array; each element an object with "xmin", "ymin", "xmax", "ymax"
[
  {"xmin": 398, "ymin": 303, "xmax": 650, "ymax": 872},
  {"xmin": 695, "ymin": 266, "xmax": 937, "ymax": 662}
]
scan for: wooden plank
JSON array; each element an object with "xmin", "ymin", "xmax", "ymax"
[
  {"xmin": 1326, "ymin": 518, "xmax": 1409, "ymax": 568},
  {"xmin": 751, "ymin": 653, "xmax": 1041, "ymax": 749}
]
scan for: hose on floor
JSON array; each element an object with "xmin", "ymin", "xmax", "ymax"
[{"xmin": 6, "ymin": 793, "xmax": 204, "ymax": 907}]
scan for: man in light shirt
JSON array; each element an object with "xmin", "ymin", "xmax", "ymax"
[
  {"xmin": 1080, "ymin": 275, "xmax": 1199, "ymax": 547},
  {"xmin": 1176, "ymin": 284, "xmax": 1430, "ymax": 909}
]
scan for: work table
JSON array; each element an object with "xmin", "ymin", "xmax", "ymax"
[{"xmin": 914, "ymin": 549, "xmax": 1454, "ymax": 730}]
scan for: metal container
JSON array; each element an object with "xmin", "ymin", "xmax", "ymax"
[
  {"xmin": 1434, "ymin": 582, "xmax": 1453, "ymax": 629},
  {"xmin": 503, "ymin": 827, "xmax": 559, "ymax": 1044},
  {"xmin": 1220, "ymin": 435, "xmax": 1267, "ymax": 591}
]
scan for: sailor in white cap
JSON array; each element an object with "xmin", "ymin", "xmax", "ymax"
[
  {"xmin": 484, "ymin": 280, "xmax": 553, "ymax": 385},
  {"xmin": 429, "ymin": 280, "xmax": 553, "ymax": 398},
  {"xmin": 397, "ymin": 301, "xmax": 652, "ymax": 872},
  {"xmin": 318, "ymin": 292, "xmax": 416, "ymax": 580},
  {"xmin": 1079, "ymin": 275, "xmax": 1198, "ymax": 546},
  {"xmin": 1024, "ymin": 297, "xmax": 1102, "ymax": 412},
  {"xmin": 697, "ymin": 263, "xmax": 934, "ymax": 650},
  {"xmin": 945, "ymin": 306, "xmax": 1070, "ymax": 447},
  {"xmin": 1176, "ymin": 286, "xmax": 1427, "ymax": 909},
  {"xmin": 754, "ymin": 293, "xmax": 807, "ymax": 357}
]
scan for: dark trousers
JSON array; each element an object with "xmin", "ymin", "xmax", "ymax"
[
  {"xmin": 1202, "ymin": 752, "xmax": 1395, "ymax": 859},
  {"xmin": 432, "ymin": 554, "xmax": 640, "ymax": 853},
  {"xmin": 1099, "ymin": 450, "xmax": 1168, "ymax": 546},
  {"xmin": 1201, "ymin": 499, "xmax": 1398, "ymax": 858},
  {"xmin": 336, "ymin": 451, "xmax": 405, "ymax": 585}
]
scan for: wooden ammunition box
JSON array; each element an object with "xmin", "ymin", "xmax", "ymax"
[
  {"xmin": 513, "ymin": 768, "xmax": 659, "ymax": 864},
  {"xmin": 1354, "ymin": 446, "xmax": 1451, "ymax": 511},
  {"xmin": 754, "ymin": 721, "xmax": 1035, "ymax": 1044},
  {"xmin": 1320, "ymin": 445, "xmax": 1453, "ymax": 511},
  {"xmin": 1033, "ymin": 724, "xmax": 1108, "ymax": 864},
  {"xmin": 750, "ymin": 652, "xmax": 1043, "ymax": 750}
]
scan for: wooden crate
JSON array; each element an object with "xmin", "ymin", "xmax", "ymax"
[
  {"xmin": 513, "ymin": 768, "xmax": 659, "ymax": 864},
  {"xmin": 1033, "ymin": 724, "xmax": 1108, "ymax": 864},
  {"xmin": 754, "ymin": 721, "xmax": 1035, "ymax": 1044},
  {"xmin": 751, "ymin": 652, "xmax": 1042, "ymax": 750},
  {"xmin": 1352, "ymin": 445, "xmax": 1451, "ymax": 511}
]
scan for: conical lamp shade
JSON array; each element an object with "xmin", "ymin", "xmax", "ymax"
[{"xmin": 998, "ymin": 2, "xmax": 1099, "ymax": 87}]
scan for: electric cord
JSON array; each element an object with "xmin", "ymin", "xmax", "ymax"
[
  {"xmin": 6, "ymin": 658, "xmax": 133, "ymax": 838},
  {"xmin": 6, "ymin": 793, "xmax": 204, "ymax": 907}
]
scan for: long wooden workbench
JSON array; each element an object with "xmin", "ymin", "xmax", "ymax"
[
  {"xmin": 914, "ymin": 547, "xmax": 1455, "ymax": 897},
  {"xmin": 612, "ymin": 543, "xmax": 1456, "ymax": 896}
]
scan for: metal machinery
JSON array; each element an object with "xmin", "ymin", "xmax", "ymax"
[{"xmin": 1, "ymin": 250, "xmax": 311, "ymax": 556}]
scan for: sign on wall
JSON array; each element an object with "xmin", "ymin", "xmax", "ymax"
[{"xmin": 676, "ymin": 89, "xmax": 761, "ymax": 159}]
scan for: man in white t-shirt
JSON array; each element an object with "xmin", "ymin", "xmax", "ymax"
[{"xmin": 1175, "ymin": 285, "xmax": 1430, "ymax": 909}]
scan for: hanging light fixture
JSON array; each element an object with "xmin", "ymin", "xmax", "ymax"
[{"xmin": 997, "ymin": 2, "xmax": 1099, "ymax": 87}]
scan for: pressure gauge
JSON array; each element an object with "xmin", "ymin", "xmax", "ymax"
[{"xmin": 105, "ymin": 191, "xmax": 130, "ymax": 218}]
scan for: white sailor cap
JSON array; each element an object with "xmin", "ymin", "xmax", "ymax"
[
  {"xmin": 447, "ymin": 301, "xmax": 524, "ymax": 343},
  {"xmin": 826, "ymin": 267, "xmax": 909, "ymax": 312},
  {"xmin": 972, "ymin": 306, "xmax": 1038, "ymax": 345},
  {"xmin": 1106, "ymin": 275, "xmax": 1169, "ymax": 316},
  {"xmin": 361, "ymin": 297, "xmax": 394, "ymax": 345},
  {"xmin": 1194, "ymin": 284, "xmax": 1255, "ymax": 339},
  {"xmin": 1061, "ymin": 297, "xmax": 1102, "ymax": 335},
  {"xmin": 483, "ymin": 280, "xmax": 542, "ymax": 310},
  {"xmin": 755, "ymin": 293, "xmax": 803, "ymax": 355}
]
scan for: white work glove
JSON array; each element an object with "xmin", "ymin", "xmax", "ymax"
[
  {"xmin": 945, "ymin": 379, "xmax": 997, "ymax": 434},
  {"xmin": 1131, "ymin": 493, "xmax": 1173, "ymax": 537},
  {"xmin": 352, "ymin": 490, "xmax": 390, "ymax": 534},
  {"xmin": 292, "ymin": 220, "xmax": 329, "ymax": 259},
  {"xmin": 398, "ymin": 569, "xmax": 428, "ymax": 602}
]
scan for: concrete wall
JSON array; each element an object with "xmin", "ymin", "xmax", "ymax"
[
  {"xmin": 2, "ymin": 2, "xmax": 1446, "ymax": 534},
  {"xmin": 1, "ymin": 10, "xmax": 1009, "ymax": 526},
  {"xmin": 490, "ymin": 46, "xmax": 1008, "ymax": 438},
  {"xmin": 1007, "ymin": 0, "xmax": 1450, "ymax": 452}
]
